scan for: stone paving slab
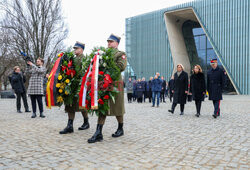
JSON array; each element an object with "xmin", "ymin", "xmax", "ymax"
[{"xmin": 0, "ymin": 95, "xmax": 249, "ymax": 169}]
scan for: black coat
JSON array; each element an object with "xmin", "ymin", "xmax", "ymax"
[
  {"xmin": 10, "ymin": 72, "xmax": 26, "ymax": 94},
  {"xmin": 207, "ymin": 67, "xmax": 225, "ymax": 100},
  {"xmin": 168, "ymin": 79, "xmax": 174, "ymax": 95},
  {"xmin": 136, "ymin": 82, "xmax": 144, "ymax": 98},
  {"xmin": 190, "ymin": 72, "xmax": 206, "ymax": 101},
  {"xmin": 173, "ymin": 71, "xmax": 188, "ymax": 104},
  {"xmin": 161, "ymin": 80, "xmax": 166, "ymax": 91}
]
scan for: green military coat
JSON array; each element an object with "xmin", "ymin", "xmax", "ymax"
[{"xmin": 107, "ymin": 49, "xmax": 127, "ymax": 116}]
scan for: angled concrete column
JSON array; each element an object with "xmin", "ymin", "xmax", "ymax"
[{"xmin": 164, "ymin": 13, "xmax": 191, "ymax": 76}]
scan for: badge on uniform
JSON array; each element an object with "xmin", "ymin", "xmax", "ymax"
[{"xmin": 122, "ymin": 55, "xmax": 126, "ymax": 60}]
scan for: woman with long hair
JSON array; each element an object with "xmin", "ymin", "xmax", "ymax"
[{"xmin": 190, "ymin": 65, "xmax": 206, "ymax": 117}]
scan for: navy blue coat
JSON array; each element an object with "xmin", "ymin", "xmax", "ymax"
[
  {"xmin": 136, "ymin": 81, "xmax": 144, "ymax": 98},
  {"xmin": 141, "ymin": 81, "xmax": 147, "ymax": 91},
  {"xmin": 151, "ymin": 78, "xmax": 162, "ymax": 92},
  {"xmin": 207, "ymin": 67, "xmax": 225, "ymax": 100},
  {"xmin": 173, "ymin": 71, "xmax": 188, "ymax": 104}
]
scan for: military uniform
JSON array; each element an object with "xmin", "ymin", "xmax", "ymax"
[
  {"xmin": 88, "ymin": 34, "xmax": 127, "ymax": 143},
  {"xmin": 60, "ymin": 42, "xmax": 90, "ymax": 134},
  {"xmin": 207, "ymin": 59, "xmax": 225, "ymax": 118}
]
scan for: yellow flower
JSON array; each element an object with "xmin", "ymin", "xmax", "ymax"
[
  {"xmin": 59, "ymin": 89, "xmax": 63, "ymax": 93},
  {"xmin": 56, "ymin": 83, "xmax": 61, "ymax": 88},
  {"xmin": 57, "ymin": 96, "xmax": 63, "ymax": 103},
  {"xmin": 65, "ymin": 79, "xmax": 70, "ymax": 84},
  {"xmin": 60, "ymin": 84, "xmax": 65, "ymax": 89},
  {"xmin": 65, "ymin": 91, "xmax": 69, "ymax": 95},
  {"xmin": 58, "ymin": 75, "xmax": 62, "ymax": 80}
]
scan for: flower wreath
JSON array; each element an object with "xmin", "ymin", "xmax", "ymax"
[{"xmin": 79, "ymin": 47, "xmax": 121, "ymax": 116}]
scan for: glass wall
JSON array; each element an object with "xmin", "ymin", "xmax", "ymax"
[{"xmin": 182, "ymin": 20, "xmax": 236, "ymax": 93}]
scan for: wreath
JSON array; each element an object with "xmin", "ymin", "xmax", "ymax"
[{"xmin": 79, "ymin": 47, "xmax": 121, "ymax": 116}]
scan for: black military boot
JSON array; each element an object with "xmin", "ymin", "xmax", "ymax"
[
  {"xmin": 88, "ymin": 124, "xmax": 103, "ymax": 143},
  {"xmin": 78, "ymin": 117, "xmax": 90, "ymax": 130},
  {"xmin": 31, "ymin": 112, "xmax": 36, "ymax": 118},
  {"xmin": 59, "ymin": 119, "xmax": 74, "ymax": 134},
  {"xmin": 112, "ymin": 123, "xmax": 124, "ymax": 137},
  {"xmin": 40, "ymin": 112, "xmax": 45, "ymax": 118}
]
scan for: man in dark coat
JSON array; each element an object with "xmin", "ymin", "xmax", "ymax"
[
  {"xmin": 207, "ymin": 59, "xmax": 225, "ymax": 118},
  {"xmin": 168, "ymin": 64, "xmax": 188, "ymax": 115},
  {"xmin": 160, "ymin": 76, "xmax": 166, "ymax": 103},
  {"xmin": 133, "ymin": 80, "xmax": 137, "ymax": 101},
  {"xmin": 141, "ymin": 77, "xmax": 147, "ymax": 102},
  {"xmin": 9, "ymin": 66, "xmax": 30, "ymax": 113},
  {"xmin": 168, "ymin": 76, "xmax": 174, "ymax": 102},
  {"xmin": 136, "ymin": 79, "xmax": 144, "ymax": 103},
  {"xmin": 146, "ymin": 77, "xmax": 153, "ymax": 103}
]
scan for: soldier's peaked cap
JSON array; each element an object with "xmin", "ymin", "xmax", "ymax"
[
  {"xmin": 107, "ymin": 34, "xmax": 121, "ymax": 44},
  {"xmin": 73, "ymin": 41, "xmax": 85, "ymax": 50}
]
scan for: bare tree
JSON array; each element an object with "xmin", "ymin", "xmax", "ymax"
[{"xmin": 0, "ymin": 0, "xmax": 68, "ymax": 68}]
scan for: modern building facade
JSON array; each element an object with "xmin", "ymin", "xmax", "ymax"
[{"xmin": 125, "ymin": 0, "xmax": 249, "ymax": 94}]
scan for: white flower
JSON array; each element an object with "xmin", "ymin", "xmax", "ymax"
[
  {"xmin": 103, "ymin": 63, "xmax": 107, "ymax": 67},
  {"xmin": 99, "ymin": 55, "xmax": 103, "ymax": 59}
]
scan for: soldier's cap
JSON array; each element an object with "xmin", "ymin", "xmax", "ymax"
[
  {"xmin": 73, "ymin": 41, "xmax": 85, "ymax": 50},
  {"xmin": 210, "ymin": 58, "xmax": 218, "ymax": 64},
  {"xmin": 107, "ymin": 34, "xmax": 121, "ymax": 44}
]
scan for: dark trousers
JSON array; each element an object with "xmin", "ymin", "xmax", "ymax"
[
  {"xmin": 160, "ymin": 91, "xmax": 165, "ymax": 102},
  {"xmin": 195, "ymin": 100, "xmax": 202, "ymax": 114},
  {"xmin": 171, "ymin": 103, "xmax": 185, "ymax": 113},
  {"xmin": 127, "ymin": 93, "xmax": 133, "ymax": 103},
  {"xmin": 169, "ymin": 93, "xmax": 173, "ymax": 102},
  {"xmin": 133, "ymin": 90, "xmax": 137, "ymax": 101},
  {"xmin": 213, "ymin": 100, "xmax": 221, "ymax": 116},
  {"xmin": 148, "ymin": 91, "xmax": 152, "ymax": 103},
  {"xmin": 16, "ymin": 92, "xmax": 29, "ymax": 111},
  {"xmin": 137, "ymin": 97, "xmax": 143, "ymax": 103},
  {"xmin": 30, "ymin": 95, "xmax": 43, "ymax": 114},
  {"xmin": 143, "ymin": 91, "xmax": 147, "ymax": 102}
]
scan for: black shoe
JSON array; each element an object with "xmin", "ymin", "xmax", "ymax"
[
  {"xmin": 25, "ymin": 110, "xmax": 31, "ymax": 112},
  {"xmin": 40, "ymin": 112, "xmax": 45, "ymax": 118},
  {"xmin": 78, "ymin": 122, "xmax": 89, "ymax": 130},
  {"xmin": 151, "ymin": 105, "xmax": 155, "ymax": 107},
  {"xmin": 168, "ymin": 110, "xmax": 174, "ymax": 114},
  {"xmin": 112, "ymin": 123, "xmax": 124, "ymax": 138},
  {"xmin": 31, "ymin": 112, "xmax": 36, "ymax": 118},
  {"xmin": 212, "ymin": 114, "xmax": 217, "ymax": 119},
  {"xmin": 88, "ymin": 124, "xmax": 103, "ymax": 143},
  {"xmin": 195, "ymin": 113, "xmax": 200, "ymax": 117},
  {"xmin": 78, "ymin": 118, "xmax": 90, "ymax": 130},
  {"xmin": 59, "ymin": 119, "xmax": 74, "ymax": 134},
  {"xmin": 17, "ymin": 110, "xmax": 22, "ymax": 113},
  {"xmin": 180, "ymin": 112, "xmax": 184, "ymax": 115},
  {"xmin": 156, "ymin": 105, "xmax": 159, "ymax": 108}
]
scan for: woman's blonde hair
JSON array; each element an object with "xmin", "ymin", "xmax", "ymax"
[
  {"xmin": 13, "ymin": 66, "xmax": 20, "ymax": 71},
  {"xmin": 177, "ymin": 64, "xmax": 184, "ymax": 71},
  {"xmin": 193, "ymin": 64, "xmax": 203, "ymax": 73}
]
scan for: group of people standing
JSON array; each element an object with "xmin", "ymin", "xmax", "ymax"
[
  {"xmin": 127, "ymin": 58, "xmax": 225, "ymax": 119},
  {"xmin": 8, "ymin": 58, "xmax": 47, "ymax": 118}
]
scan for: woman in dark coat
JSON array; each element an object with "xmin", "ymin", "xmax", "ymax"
[
  {"xmin": 168, "ymin": 64, "xmax": 188, "ymax": 115},
  {"xmin": 190, "ymin": 65, "xmax": 206, "ymax": 117}
]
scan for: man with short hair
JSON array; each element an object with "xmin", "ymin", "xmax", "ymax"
[
  {"xmin": 59, "ymin": 41, "xmax": 90, "ymax": 134},
  {"xmin": 207, "ymin": 59, "xmax": 225, "ymax": 118},
  {"xmin": 88, "ymin": 34, "xmax": 127, "ymax": 143},
  {"xmin": 9, "ymin": 66, "xmax": 30, "ymax": 113}
]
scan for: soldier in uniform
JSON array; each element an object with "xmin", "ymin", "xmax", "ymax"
[
  {"xmin": 59, "ymin": 42, "xmax": 90, "ymax": 134},
  {"xmin": 88, "ymin": 34, "xmax": 127, "ymax": 143},
  {"xmin": 207, "ymin": 59, "xmax": 225, "ymax": 118}
]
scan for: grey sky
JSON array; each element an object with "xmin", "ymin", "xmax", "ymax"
[{"xmin": 62, "ymin": 0, "xmax": 192, "ymax": 54}]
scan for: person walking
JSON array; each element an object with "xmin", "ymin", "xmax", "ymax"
[
  {"xmin": 207, "ymin": 59, "xmax": 225, "ymax": 118},
  {"xmin": 168, "ymin": 64, "xmax": 188, "ymax": 115},
  {"xmin": 9, "ymin": 66, "xmax": 30, "ymax": 113},
  {"xmin": 146, "ymin": 77, "xmax": 153, "ymax": 103},
  {"xmin": 160, "ymin": 76, "xmax": 166, "ymax": 103},
  {"xmin": 151, "ymin": 74, "xmax": 162, "ymax": 107},
  {"xmin": 26, "ymin": 58, "xmax": 46, "ymax": 118},
  {"xmin": 190, "ymin": 65, "xmax": 206, "ymax": 117},
  {"xmin": 132, "ymin": 79, "xmax": 137, "ymax": 101},
  {"xmin": 168, "ymin": 76, "xmax": 174, "ymax": 102},
  {"xmin": 126, "ymin": 77, "xmax": 133, "ymax": 103}
]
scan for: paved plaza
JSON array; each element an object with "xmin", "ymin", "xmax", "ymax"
[{"xmin": 0, "ymin": 95, "xmax": 249, "ymax": 169}]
